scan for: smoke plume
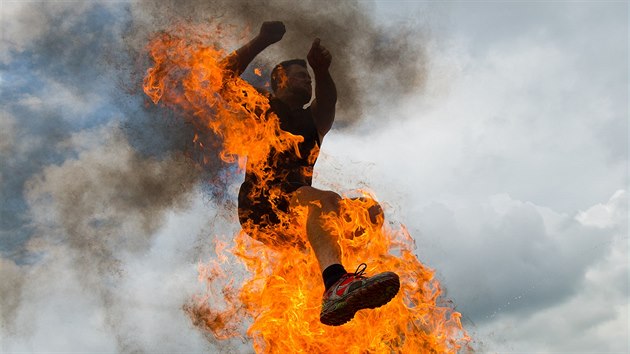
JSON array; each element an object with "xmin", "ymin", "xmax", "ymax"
[{"xmin": 128, "ymin": 0, "xmax": 428, "ymax": 127}]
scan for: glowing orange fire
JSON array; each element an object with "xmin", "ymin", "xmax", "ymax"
[{"xmin": 144, "ymin": 23, "xmax": 470, "ymax": 353}]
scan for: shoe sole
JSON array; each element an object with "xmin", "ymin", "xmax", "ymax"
[{"xmin": 320, "ymin": 272, "xmax": 400, "ymax": 326}]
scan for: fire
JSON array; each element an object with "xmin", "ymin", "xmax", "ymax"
[{"xmin": 144, "ymin": 23, "xmax": 470, "ymax": 353}]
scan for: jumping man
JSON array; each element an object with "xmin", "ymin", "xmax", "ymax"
[{"xmin": 224, "ymin": 21, "xmax": 400, "ymax": 326}]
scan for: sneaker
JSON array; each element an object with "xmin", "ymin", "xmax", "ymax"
[{"xmin": 320, "ymin": 263, "xmax": 400, "ymax": 326}]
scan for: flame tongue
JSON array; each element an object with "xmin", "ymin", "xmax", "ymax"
[
  {"xmin": 142, "ymin": 26, "xmax": 302, "ymax": 174},
  {"xmin": 144, "ymin": 24, "xmax": 470, "ymax": 353}
]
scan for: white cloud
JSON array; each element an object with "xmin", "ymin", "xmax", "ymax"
[
  {"xmin": 475, "ymin": 226, "xmax": 628, "ymax": 353},
  {"xmin": 316, "ymin": 3, "xmax": 627, "ymax": 351},
  {"xmin": 323, "ymin": 6, "xmax": 626, "ymax": 213},
  {"xmin": 576, "ymin": 190, "xmax": 628, "ymax": 229}
]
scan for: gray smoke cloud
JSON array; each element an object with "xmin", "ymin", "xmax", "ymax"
[
  {"xmin": 128, "ymin": 0, "xmax": 428, "ymax": 127},
  {"xmin": 10, "ymin": 125, "xmax": 206, "ymax": 351},
  {"xmin": 24, "ymin": 126, "xmax": 200, "ymax": 273},
  {"xmin": 0, "ymin": 1, "xmax": 222, "ymax": 350},
  {"xmin": 1, "ymin": 1, "xmax": 203, "ymax": 257},
  {"xmin": 0, "ymin": 257, "xmax": 24, "ymax": 334}
]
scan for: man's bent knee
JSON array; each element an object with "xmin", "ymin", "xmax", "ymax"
[
  {"xmin": 292, "ymin": 186, "xmax": 341, "ymax": 213},
  {"xmin": 320, "ymin": 190, "xmax": 342, "ymax": 213}
]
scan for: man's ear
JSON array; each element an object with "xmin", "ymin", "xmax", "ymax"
[{"xmin": 272, "ymin": 67, "xmax": 288, "ymax": 92}]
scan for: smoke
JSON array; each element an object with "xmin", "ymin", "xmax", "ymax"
[
  {"xmin": 25, "ymin": 125, "xmax": 200, "ymax": 272},
  {"xmin": 0, "ymin": 258, "xmax": 24, "ymax": 334},
  {"xmin": 128, "ymin": 0, "xmax": 429, "ymax": 128},
  {"xmin": 0, "ymin": 0, "xmax": 428, "ymax": 351},
  {"xmin": 1, "ymin": 122, "xmax": 205, "ymax": 347},
  {"xmin": 0, "ymin": 1, "xmax": 218, "ymax": 350},
  {"xmin": 0, "ymin": 1, "xmax": 237, "ymax": 256}
]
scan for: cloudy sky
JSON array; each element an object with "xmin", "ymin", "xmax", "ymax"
[{"xmin": 1, "ymin": 1, "xmax": 627, "ymax": 353}]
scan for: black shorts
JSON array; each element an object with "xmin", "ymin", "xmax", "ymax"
[{"xmin": 237, "ymin": 181, "xmax": 306, "ymax": 230}]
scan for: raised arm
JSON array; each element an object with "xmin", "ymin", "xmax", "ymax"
[
  {"xmin": 222, "ymin": 21, "xmax": 286, "ymax": 76},
  {"xmin": 307, "ymin": 39, "xmax": 337, "ymax": 141}
]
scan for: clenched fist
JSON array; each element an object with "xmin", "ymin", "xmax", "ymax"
[
  {"xmin": 307, "ymin": 38, "xmax": 332, "ymax": 73},
  {"xmin": 258, "ymin": 21, "xmax": 286, "ymax": 46}
]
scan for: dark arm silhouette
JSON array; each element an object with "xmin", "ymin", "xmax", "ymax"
[
  {"xmin": 307, "ymin": 38, "xmax": 337, "ymax": 141},
  {"xmin": 221, "ymin": 21, "xmax": 286, "ymax": 77}
]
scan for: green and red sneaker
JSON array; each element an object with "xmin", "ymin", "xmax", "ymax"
[{"xmin": 320, "ymin": 263, "xmax": 400, "ymax": 326}]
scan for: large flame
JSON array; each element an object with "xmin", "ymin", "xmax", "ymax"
[{"xmin": 143, "ymin": 23, "xmax": 470, "ymax": 353}]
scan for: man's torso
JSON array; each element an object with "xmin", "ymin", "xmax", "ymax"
[{"xmin": 237, "ymin": 97, "xmax": 320, "ymax": 227}]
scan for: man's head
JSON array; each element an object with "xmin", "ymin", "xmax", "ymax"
[{"xmin": 271, "ymin": 59, "xmax": 312, "ymax": 105}]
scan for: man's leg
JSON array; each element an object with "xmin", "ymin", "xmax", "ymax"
[
  {"xmin": 291, "ymin": 186, "xmax": 400, "ymax": 326},
  {"xmin": 291, "ymin": 186, "xmax": 343, "ymax": 271}
]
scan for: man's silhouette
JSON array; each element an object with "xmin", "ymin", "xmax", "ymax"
[{"xmin": 224, "ymin": 21, "xmax": 399, "ymax": 326}]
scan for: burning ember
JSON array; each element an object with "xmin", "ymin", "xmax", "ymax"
[{"xmin": 143, "ymin": 23, "xmax": 470, "ymax": 353}]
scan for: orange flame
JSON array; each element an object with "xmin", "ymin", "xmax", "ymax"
[{"xmin": 144, "ymin": 23, "xmax": 470, "ymax": 353}]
